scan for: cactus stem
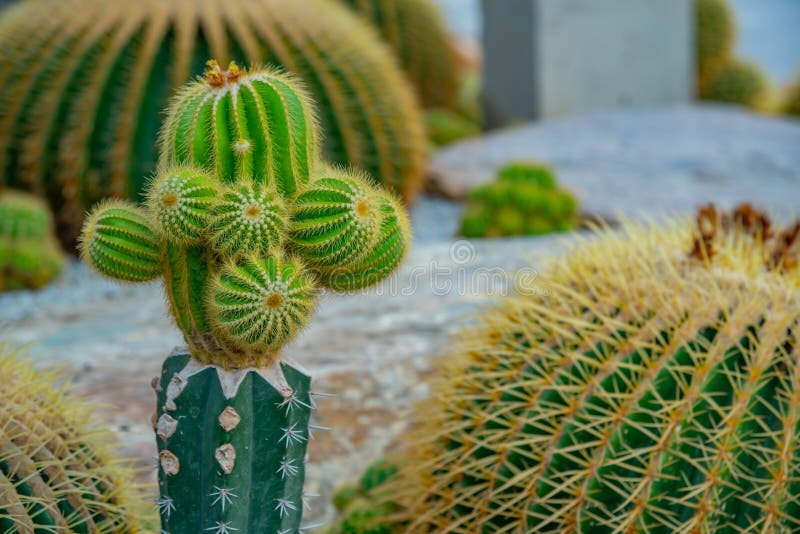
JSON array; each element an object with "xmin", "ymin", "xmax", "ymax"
[
  {"xmin": 209, "ymin": 487, "xmax": 238, "ymax": 512},
  {"xmin": 157, "ymin": 496, "xmax": 176, "ymax": 519}
]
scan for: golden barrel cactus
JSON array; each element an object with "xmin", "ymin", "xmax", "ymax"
[
  {"xmin": 380, "ymin": 205, "xmax": 800, "ymax": 532},
  {"xmin": 0, "ymin": 347, "xmax": 152, "ymax": 531},
  {"xmin": 0, "ymin": 0, "xmax": 425, "ymax": 248}
]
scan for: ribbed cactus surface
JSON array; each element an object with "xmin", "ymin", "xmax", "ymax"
[
  {"xmin": 80, "ymin": 61, "xmax": 410, "ymax": 532},
  {"xmin": 382, "ymin": 205, "xmax": 800, "ymax": 532},
  {"xmin": 339, "ymin": 0, "xmax": 460, "ymax": 109},
  {"xmin": 0, "ymin": 190, "xmax": 64, "ymax": 290},
  {"xmin": 0, "ymin": 346, "xmax": 151, "ymax": 532},
  {"xmin": 0, "ymin": 0, "xmax": 425, "ymax": 248}
]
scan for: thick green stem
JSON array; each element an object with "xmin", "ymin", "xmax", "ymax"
[{"xmin": 154, "ymin": 352, "xmax": 312, "ymax": 533}]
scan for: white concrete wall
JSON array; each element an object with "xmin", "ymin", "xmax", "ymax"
[{"xmin": 482, "ymin": 0, "xmax": 693, "ymax": 125}]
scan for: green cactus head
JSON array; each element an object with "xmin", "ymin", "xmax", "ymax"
[{"xmin": 80, "ymin": 61, "xmax": 410, "ymax": 369}]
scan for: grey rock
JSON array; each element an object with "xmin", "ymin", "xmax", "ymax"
[{"xmin": 430, "ymin": 106, "xmax": 800, "ymax": 221}]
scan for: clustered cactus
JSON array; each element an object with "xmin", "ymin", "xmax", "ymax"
[
  {"xmin": 695, "ymin": 0, "xmax": 770, "ymax": 109},
  {"xmin": 0, "ymin": 344, "xmax": 151, "ymax": 531},
  {"xmin": 80, "ymin": 61, "xmax": 410, "ymax": 532},
  {"xmin": 339, "ymin": 0, "xmax": 460, "ymax": 110},
  {"xmin": 370, "ymin": 204, "xmax": 800, "ymax": 532},
  {"xmin": 0, "ymin": 0, "xmax": 425, "ymax": 248},
  {"xmin": 461, "ymin": 162, "xmax": 578, "ymax": 238},
  {"xmin": 0, "ymin": 190, "xmax": 64, "ymax": 290}
]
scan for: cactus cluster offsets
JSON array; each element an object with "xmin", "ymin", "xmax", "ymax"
[
  {"xmin": 0, "ymin": 0, "xmax": 425, "ymax": 248},
  {"xmin": 376, "ymin": 204, "xmax": 800, "ymax": 532},
  {"xmin": 80, "ymin": 60, "xmax": 410, "ymax": 533}
]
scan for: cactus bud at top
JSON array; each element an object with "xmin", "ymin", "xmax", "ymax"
[
  {"xmin": 79, "ymin": 200, "xmax": 162, "ymax": 283},
  {"xmin": 147, "ymin": 167, "xmax": 217, "ymax": 244}
]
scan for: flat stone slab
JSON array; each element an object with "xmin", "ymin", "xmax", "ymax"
[
  {"xmin": 430, "ymin": 106, "xmax": 800, "ymax": 220},
  {"xmin": 1, "ymin": 235, "xmax": 566, "ymax": 526}
]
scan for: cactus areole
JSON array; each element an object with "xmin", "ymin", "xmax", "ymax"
[{"xmin": 79, "ymin": 61, "xmax": 410, "ymax": 532}]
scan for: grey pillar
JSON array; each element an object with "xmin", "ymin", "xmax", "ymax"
[{"xmin": 482, "ymin": 0, "xmax": 693, "ymax": 128}]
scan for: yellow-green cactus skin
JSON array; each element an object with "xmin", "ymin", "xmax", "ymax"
[
  {"xmin": 339, "ymin": 0, "xmax": 460, "ymax": 109},
  {"xmin": 380, "ymin": 206, "xmax": 800, "ymax": 532},
  {"xmin": 0, "ymin": 0, "xmax": 426, "ymax": 248},
  {"xmin": 0, "ymin": 190, "xmax": 65, "ymax": 290},
  {"xmin": 80, "ymin": 61, "xmax": 411, "ymax": 533},
  {"xmin": 0, "ymin": 344, "xmax": 153, "ymax": 532}
]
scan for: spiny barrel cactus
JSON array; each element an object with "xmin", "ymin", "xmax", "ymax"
[
  {"xmin": 0, "ymin": 190, "xmax": 64, "ymax": 290},
  {"xmin": 0, "ymin": 344, "xmax": 152, "ymax": 531},
  {"xmin": 338, "ymin": 0, "xmax": 460, "ymax": 110},
  {"xmin": 380, "ymin": 204, "xmax": 800, "ymax": 532},
  {"xmin": 695, "ymin": 0, "xmax": 736, "ymax": 95},
  {"xmin": 0, "ymin": 0, "xmax": 425, "ymax": 249},
  {"xmin": 80, "ymin": 61, "xmax": 410, "ymax": 533},
  {"xmin": 461, "ymin": 162, "xmax": 578, "ymax": 238}
]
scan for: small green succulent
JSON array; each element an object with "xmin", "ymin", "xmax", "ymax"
[
  {"xmin": 329, "ymin": 459, "xmax": 400, "ymax": 534},
  {"xmin": 460, "ymin": 162, "xmax": 578, "ymax": 238}
]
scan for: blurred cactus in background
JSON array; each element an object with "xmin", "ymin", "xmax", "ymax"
[
  {"xmin": 424, "ymin": 108, "xmax": 481, "ymax": 148},
  {"xmin": 703, "ymin": 59, "xmax": 770, "ymax": 109},
  {"xmin": 0, "ymin": 0, "xmax": 425, "ymax": 249},
  {"xmin": 461, "ymin": 162, "xmax": 578, "ymax": 238},
  {"xmin": 0, "ymin": 344, "xmax": 152, "ymax": 531},
  {"xmin": 366, "ymin": 204, "xmax": 800, "ymax": 532},
  {"xmin": 695, "ymin": 0, "xmax": 773, "ymax": 111},
  {"xmin": 695, "ymin": 0, "xmax": 736, "ymax": 95},
  {"xmin": 329, "ymin": 459, "xmax": 399, "ymax": 534},
  {"xmin": 80, "ymin": 61, "xmax": 410, "ymax": 532},
  {"xmin": 338, "ymin": 0, "xmax": 460, "ymax": 110},
  {"xmin": 783, "ymin": 72, "xmax": 800, "ymax": 117},
  {"xmin": 0, "ymin": 190, "xmax": 64, "ymax": 290}
]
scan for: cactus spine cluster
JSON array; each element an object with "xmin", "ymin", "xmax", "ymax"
[
  {"xmin": 461, "ymin": 162, "xmax": 578, "ymax": 238},
  {"xmin": 0, "ymin": 190, "xmax": 65, "ymax": 290},
  {"xmin": 0, "ymin": 0, "xmax": 425, "ymax": 248},
  {"xmin": 377, "ymin": 206, "xmax": 800, "ymax": 532},
  {"xmin": 339, "ymin": 0, "xmax": 460, "ymax": 110},
  {"xmin": 80, "ymin": 61, "xmax": 410, "ymax": 532},
  {"xmin": 0, "ymin": 345, "xmax": 151, "ymax": 531}
]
